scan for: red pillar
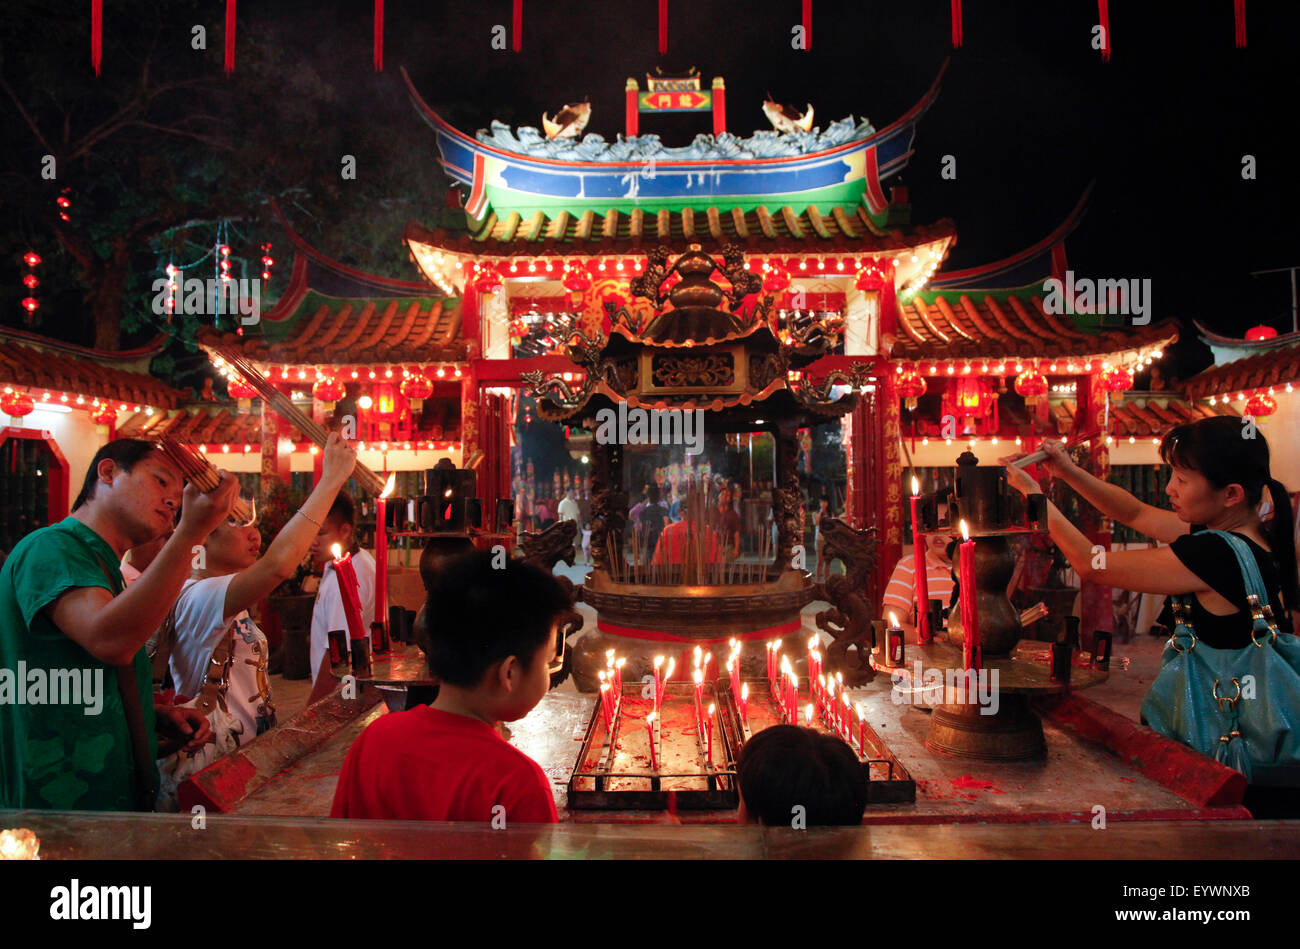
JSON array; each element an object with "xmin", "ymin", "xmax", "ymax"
[
  {"xmin": 711, "ymin": 77, "xmax": 726, "ymax": 136},
  {"xmin": 844, "ymin": 372, "xmax": 901, "ymax": 611},
  {"xmin": 260, "ymin": 398, "xmax": 291, "ymax": 492},
  {"xmin": 626, "ymin": 79, "xmax": 639, "ymax": 138}
]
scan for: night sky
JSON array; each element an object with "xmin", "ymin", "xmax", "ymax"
[{"xmin": 13, "ymin": 0, "xmax": 1300, "ymax": 380}]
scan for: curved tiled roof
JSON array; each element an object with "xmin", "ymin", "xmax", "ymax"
[
  {"xmin": 405, "ymin": 212, "xmax": 956, "ymax": 258},
  {"xmin": 117, "ymin": 404, "xmax": 277, "ymax": 446},
  {"xmin": 892, "ymin": 290, "xmax": 1179, "ymax": 361},
  {"xmin": 1181, "ymin": 339, "xmax": 1300, "ymax": 401},
  {"xmin": 197, "ymin": 295, "xmax": 465, "ymax": 367},
  {"xmin": 1051, "ymin": 396, "xmax": 1237, "ymax": 437},
  {"xmin": 0, "ymin": 334, "xmax": 184, "ymax": 409}
]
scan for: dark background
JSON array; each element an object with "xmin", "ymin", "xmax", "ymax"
[{"xmin": 4, "ymin": 0, "xmax": 1298, "ymax": 383}]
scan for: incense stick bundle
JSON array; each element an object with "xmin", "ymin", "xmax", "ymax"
[
  {"xmin": 156, "ymin": 434, "xmax": 254, "ymax": 525},
  {"xmin": 214, "ymin": 347, "xmax": 387, "ymax": 495}
]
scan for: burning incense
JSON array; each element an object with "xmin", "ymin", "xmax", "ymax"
[
  {"xmin": 156, "ymin": 434, "xmax": 254, "ymax": 525},
  {"xmin": 213, "ymin": 346, "xmax": 387, "ymax": 495}
]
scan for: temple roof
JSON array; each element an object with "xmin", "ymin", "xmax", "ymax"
[
  {"xmin": 893, "ymin": 289, "xmax": 1179, "ymax": 362},
  {"xmin": 198, "ymin": 290, "xmax": 465, "ymax": 367},
  {"xmin": 1180, "ymin": 333, "xmax": 1300, "ymax": 401},
  {"xmin": 404, "ymin": 205, "xmax": 955, "ymax": 258},
  {"xmin": 0, "ymin": 327, "xmax": 184, "ymax": 409},
  {"xmin": 117, "ymin": 403, "xmax": 274, "ymax": 447},
  {"xmin": 1052, "ymin": 395, "xmax": 1238, "ymax": 438}
]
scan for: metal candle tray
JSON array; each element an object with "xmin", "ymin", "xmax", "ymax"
[
  {"xmin": 568, "ymin": 681, "xmax": 740, "ymax": 811},
  {"xmin": 716, "ymin": 677, "xmax": 916, "ymax": 805}
]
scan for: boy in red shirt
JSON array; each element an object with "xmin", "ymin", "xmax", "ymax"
[{"xmin": 330, "ymin": 552, "xmax": 570, "ymax": 823}]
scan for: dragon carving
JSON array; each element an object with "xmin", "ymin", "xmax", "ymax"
[
  {"xmin": 788, "ymin": 362, "xmax": 875, "ymax": 406},
  {"xmin": 814, "ymin": 517, "xmax": 880, "ymax": 685}
]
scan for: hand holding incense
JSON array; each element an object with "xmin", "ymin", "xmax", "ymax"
[{"xmin": 156, "ymin": 434, "xmax": 254, "ymax": 525}]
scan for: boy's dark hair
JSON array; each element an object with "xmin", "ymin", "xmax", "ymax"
[
  {"xmin": 419, "ymin": 551, "xmax": 571, "ymax": 687},
  {"xmin": 647, "ymin": 483, "xmax": 660, "ymax": 503},
  {"xmin": 324, "ymin": 493, "xmax": 357, "ymax": 532},
  {"xmin": 73, "ymin": 439, "xmax": 162, "ymax": 511},
  {"xmin": 736, "ymin": 725, "xmax": 867, "ymax": 826}
]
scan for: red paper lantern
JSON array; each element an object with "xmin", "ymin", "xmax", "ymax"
[
  {"xmin": 761, "ymin": 261, "xmax": 791, "ymax": 293},
  {"xmin": 854, "ymin": 263, "xmax": 883, "ymax": 291},
  {"xmin": 22, "ymin": 275, "xmax": 39, "ymax": 290},
  {"xmin": 898, "ymin": 370, "xmax": 927, "ymax": 410},
  {"xmin": 1246, "ymin": 325, "xmax": 1278, "ymax": 341},
  {"xmin": 313, "ymin": 376, "xmax": 346, "ymax": 409},
  {"xmin": 372, "ymin": 383, "xmax": 398, "ymax": 418},
  {"xmin": 473, "ymin": 264, "xmax": 503, "ymax": 293},
  {"xmin": 1101, "ymin": 366, "xmax": 1133, "ymax": 403},
  {"xmin": 1015, "ymin": 369, "xmax": 1048, "ymax": 408},
  {"xmin": 562, "ymin": 262, "xmax": 591, "ymax": 294},
  {"xmin": 92, "ymin": 408, "xmax": 116, "ymax": 427},
  {"xmin": 226, "ymin": 377, "xmax": 257, "ymax": 400},
  {"xmin": 1245, "ymin": 393, "xmax": 1277, "ymax": 417},
  {"xmin": 400, "ymin": 372, "xmax": 433, "ymax": 411},
  {"xmin": 21, "ymin": 297, "xmax": 39, "ymax": 313},
  {"xmin": 23, "ymin": 251, "xmax": 41, "ymax": 268},
  {"xmin": 1, "ymin": 390, "xmax": 35, "ymax": 420}
]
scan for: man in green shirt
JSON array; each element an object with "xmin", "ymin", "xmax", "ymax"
[{"xmin": 0, "ymin": 439, "xmax": 235, "ymax": 810}]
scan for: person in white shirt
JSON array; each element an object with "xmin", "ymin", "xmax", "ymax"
[
  {"xmin": 306, "ymin": 492, "xmax": 378, "ymax": 696},
  {"xmin": 167, "ymin": 434, "xmax": 356, "ymax": 748},
  {"xmin": 556, "ymin": 488, "xmax": 582, "ymax": 562}
]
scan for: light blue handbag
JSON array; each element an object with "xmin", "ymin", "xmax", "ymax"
[{"xmin": 1140, "ymin": 530, "xmax": 1300, "ymax": 784}]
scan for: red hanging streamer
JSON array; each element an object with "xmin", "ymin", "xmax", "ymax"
[
  {"xmin": 1098, "ymin": 0, "xmax": 1110, "ymax": 61},
  {"xmin": 1234, "ymin": 0, "xmax": 1246, "ymax": 47},
  {"xmin": 512, "ymin": 0, "xmax": 522, "ymax": 52},
  {"xmin": 374, "ymin": 0, "xmax": 384, "ymax": 71},
  {"xmin": 91, "ymin": 0, "xmax": 102, "ymax": 75},
  {"xmin": 658, "ymin": 0, "xmax": 667, "ymax": 55},
  {"xmin": 802, "ymin": 0, "xmax": 812, "ymax": 50},
  {"xmin": 950, "ymin": 0, "xmax": 962, "ymax": 48},
  {"xmin": 224, "ymin": 0, "xmax": 235, "ymax": 74}
]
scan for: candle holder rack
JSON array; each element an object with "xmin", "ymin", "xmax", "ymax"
[
  {"xmin": 568, "ymin": 681, "xmax": 739, "ymax": 810},
  {"xmin": 717, "ymin": 678, "xmax": 915, "ymax": 805}
]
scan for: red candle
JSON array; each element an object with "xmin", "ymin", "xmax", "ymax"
[
  {"xmin": 599, "ymin": 682, "xmax": 612, "ymax": 734},
  {"xmin": 910, "ymin": 477, "xmax": 932, "ymax": 644},
  {"xmin": 330, "ymin": 544, "xmax": 368, "ymax": 647},
  {"xmin": 842, "ymin": 693, "xmax": 853, "ymax": 741},
  {"xmin": 705, "ymin": 703, "xmax": 715, "ymax": 766},
  {"xmin": 857, "ymin": 705, "xmax": 867, "ymax": 757},
  {"xmin": 645, "ymin": 712, "xmax": 658, "ymax": 771},
  {"xmin": 739, "ymin": 682, "xmax": 749, "ymax": 723},
  {"xmin": 693, "ymin": 668, "xmax": 704, "ymax": 732},
  {"xmin": 374, "ymin": 474, "xmax": 395, "ymax": 627},
  {"xmin": 653, "ymin": 655, "xmax": 664, "ymax": 717},
  {"xmin": 958, "ymin": 520, "xmax": 981, "ymax": 673}
]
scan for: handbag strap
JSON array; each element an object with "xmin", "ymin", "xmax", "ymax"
[{"xmin": 1191, "ymin": 529, "xmax": 1280, "ymax": 643}]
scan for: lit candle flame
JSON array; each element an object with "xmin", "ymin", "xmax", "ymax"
[
  {"xmin": 857, "ymin": 705, "xmax": 865, "ymax": 721},
  {"xmin": 380, "ymin": 472, "xmax": 396, "ymax": 499},
  {"xmin": 889, "ymin": 611, "xmax": 899, "ymax": 628},
  {"xmin": 808, "ymin": 636, "xmax": 817, "ymax": 651},
  {"xmin": 330, "ymin": 542, "xmax": 343, "ymax": 560},
  {"xmin": 646, "ymin": 711, "xmax": 656, "ymax": 726},
  {"xmin": 665, "ymin": 658, "xmax": 675, "ymax": 679},
  {"xmin": 805, "ymin": 703, "xmax": 814, "ymax": 724},
  {"xmin": 693, "ymin": 669, "xmax": 703, "ymax": 685},
  {"xmin": 654, "ymin": 655, "xmax": 664, "ymax": 669},
  {"xmin": 693, "ymin": 645, "xmax": 702, "ymax": 666},
  {"xmin": 911, "ymin": 476, "xmax": 920, "ymax": 496},
  {"xmin": 615, "ymin": 657, "xmax": 626, "ymax": 669},
  {"xmin": 960, "ymin": 519, "xmax": 970, "ymax": 542},
  {"xmin": 741, "ymin": 682, "xmax": 749, "ymax": 701},
  {"xmin": 598, "ymin": 670, "xmax": 606, "ymax": 683},
  {"xmin": 707, "ymin": 703, "xmax": 715, "ymax": 716}
]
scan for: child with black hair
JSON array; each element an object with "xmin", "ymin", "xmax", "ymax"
[
  {"xmin": 736, "ymin": 725, "xmax": 867, "ymax": 826},
  {"xmin": 330, "ymin": 551, "xmax": 570, "ymax": 822}
]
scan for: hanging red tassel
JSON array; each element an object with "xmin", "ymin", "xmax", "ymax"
[
  {"xmin": 658, "ymin": 0, "xmax": 667, "ymax": 55},
  {"xmin": 802, "ymin": 0, "xmax": 812, "ymax": 51},
  {"xmin": 374, "ymin": 0, "xmax": 384, "ymax": 70},
  {"xmin": 1098, "ymin": 0, "xmax": 1110, "ymax": 61},
  {"xmin": 91, "ymin": 0, "xmax": 102, "ymax": 76},
  {"xmin": 1234, "ymin": 0, "xmax": 1246, "ymax": 47},
  {"xmin": 950, "ymin": 0, "xmax": 962, "ymax": 48},
  {"xmin": 512, "ymin": 0, "xmax": 522, "ymax": 52},
  {"xmin": 224, "ymin": 0, "xmax": 235, "ymax": 74}
]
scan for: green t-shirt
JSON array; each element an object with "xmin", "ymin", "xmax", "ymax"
[{"xmin": 0, "ymin": 517, "xmax": 158, "ymax": 810}]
